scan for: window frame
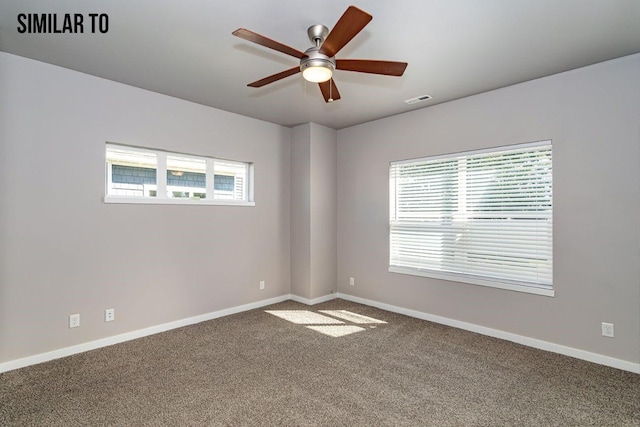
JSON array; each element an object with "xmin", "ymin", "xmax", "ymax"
[
  {"xmin": 104, "ymin": 143, "xmax": 254, "ymax": 206},
  {"xmin": 389, "ymin": 140, "xmax": 553, "ymax": 297}
]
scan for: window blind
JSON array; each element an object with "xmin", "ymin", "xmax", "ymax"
[{"xmin": 389, "ymin": 141, "xmax": 552, "ymax": 292}]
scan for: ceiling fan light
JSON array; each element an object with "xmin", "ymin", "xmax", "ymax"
[
  {"xmin": 300, "ymin": 53, "xmax": 335, "ymax": 83},
  {"xmin": 302, "ymin": 65, "xmax": 333, "ymax": 83}
]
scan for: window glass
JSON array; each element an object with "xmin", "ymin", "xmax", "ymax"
[
  {"xmin": 106, "ymin": 146, "xmax": 157, "ymax": 197},
  {"xmin": 214, "ymin": 160, "xmax": 247, "ymax": 200},
  {"xmin": 167, "ymin": 155, "xmax": 206, "ymax": 199}
]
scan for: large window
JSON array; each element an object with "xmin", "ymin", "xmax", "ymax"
[
  {"xmin": 105, "ymin": 144, "xmax": 253, "ymax": 205},
  {"xmin": 389, "ymin": 141, "xmax": 552, "ymax": 296}
]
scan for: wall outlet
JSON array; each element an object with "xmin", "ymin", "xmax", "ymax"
[
  {"xmin": 105, "ymin": 308, "xmax": 115, "ymax": 322},
  {"xmin": 260, "ymin": 280, "xmax": 265, "ymax": 290},
  {"xmin": 601, "ymin": 322, "xmax": 614, "ymax": 338},
  {"xmin": 349, "ymin": 277, "xmax": 355, "ymax": 286},
  {"xmin": 69, "ymin": 314, "xmax": 80, "ymax": 328}
]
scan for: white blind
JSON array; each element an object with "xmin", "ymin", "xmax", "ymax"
[{"xmin": 390, "ymin": 141, "xmax": 552, "ymax": 290}]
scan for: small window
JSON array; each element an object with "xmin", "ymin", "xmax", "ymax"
[
  {"xmin": 105, "ymin": 144, "xmax": 254, "ymax": 206},
  {"xmin": 389, "ymin": 141, "xmax": 552, "ymax": 296}
]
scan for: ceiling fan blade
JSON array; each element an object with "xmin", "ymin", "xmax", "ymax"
[
  {"xmin": 336, "ymin": 59, "xmax": 408, "ymax": 76},
  {"xmin": 319, "ymin": 6, "xmax": 372, "ymax": 58},
  {"xmin": 318, "ymin": 79, "xmax": 341, "ymax": 103},
  {"xmin": 248, "ymin": 67, "xmax": 300, "ymax": 88},
  {"xmin": 232, "ymin": 28, "xmax": 306, "ymax": 59}
]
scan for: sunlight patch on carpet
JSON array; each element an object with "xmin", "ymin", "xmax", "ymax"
[
  {"xmin": 265, "ymin": 309, "xmax": 388, "ymax": 338},
  {"xmin": 265, "ymin": 310, "xmax": 344, "ymax": 325},
  {"xmin": 306, "ymin": 325, "xmax": 366, "ymax": 337},
  {"xmin": 319, "ymin": 310, "xmax": 387, "ymax": 324}
]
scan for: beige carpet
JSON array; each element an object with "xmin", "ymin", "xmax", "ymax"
[{"xmin": 1, "ymin": 299, "xmax": 639, "ymax": 426}]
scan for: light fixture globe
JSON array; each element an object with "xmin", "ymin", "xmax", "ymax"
[{"xmin": 300, "ymin": 46, "xmax": 335, "ymax": 83}]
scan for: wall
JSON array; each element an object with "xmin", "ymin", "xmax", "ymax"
[
  {"xmin": 290, "ymin": 123, "xmax": 337, "ymax": 301},
  {"xmin": 2, "ymin": 51, "xmax": 637, "ymax": 369},
  {"xmin": 0, "ymin": 53, "xmax": 291, "ymax": 364},
  {"xmin": 290, "ymin": 124, "xmax": 311, "ymax": 299},
  {"xmin": 309, "ymin": 123, "xmax": 337, "ymax": 300},
  {"xmin": 337, "ymin": 54, "xmax": 640, "ymax": 364}
]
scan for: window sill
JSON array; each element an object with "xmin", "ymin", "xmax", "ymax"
[
  {"xmin": 388, "ymin": 266, "xmax": 554, "ymax": 297},
  {"xmin": 104, "ymin": 196, "xmax": 255, "ymax": 207}
]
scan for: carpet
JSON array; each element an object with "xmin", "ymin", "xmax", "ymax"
[{"xmin": 1, "ymin": 299, "xmax": 639, "ymax": 426}]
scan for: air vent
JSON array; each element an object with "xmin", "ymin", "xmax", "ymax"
[{"xmin": 404, "ymin": 94, "xmax": 432, "ymax": 105}]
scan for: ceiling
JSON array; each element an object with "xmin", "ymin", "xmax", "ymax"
[{"xmin": 1, "ymin": 0, "xmax": 639, "ymax": 129}]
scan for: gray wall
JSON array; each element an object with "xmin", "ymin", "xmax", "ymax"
[
  {"xmin": 290, "ymin": 124, "xmax": 312, "ymax": 299},
  {"xmin": 290, "ymin": 123, "xmax": 337, "ymax": 300},
  {"xmin": 309, "ymin": 123, "xmax": 337, "ymax": 300},
  {"xmin": 337, "ymin": 54, "xmax": 640, "ymax": 363},
  {"xmin": 0, "ymin": 53, "xmax": 291, "ymax": 363},
  {"xmin": 2, "ymin": 51, "xmax": 638, "ymax": 367}
]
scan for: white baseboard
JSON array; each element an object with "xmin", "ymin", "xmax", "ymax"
[
  {"xmin": 337, "ymin": 293, "xmax": 640, "ymax": 374},
  {"xmin": 4, "ymin": 292, "xmax": 637, "ymax": 375},
  {"xmin": 290, "ymin": 292, "xmax": 338, "ymax": 306},
  {"xmin": 0, "ymin": 294, "xmax": 291, "ymax": 374}
]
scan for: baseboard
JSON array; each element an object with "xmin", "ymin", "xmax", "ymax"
[
  {"xmin": 0, "ymin": 294, "xmax": 291, "ymax": 374},
  {"xmin": 5, "ymin": 292, "xmax": 637, "ymax": 375},
  {"xmin": 289, "ymin": 292, "xmax": 338, "ymax": 306},
  {"xmin": 337, "ymin": 293, "xmax": 640, "ymax": 374}
]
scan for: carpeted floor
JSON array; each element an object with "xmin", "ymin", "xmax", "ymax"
[{"xmin": 1, "ymin": 299, "xmax": 639, "ymax": 426}]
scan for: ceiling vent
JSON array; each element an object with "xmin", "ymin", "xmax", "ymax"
[{"xmin": 404, "ymin": 94, "xmax": 432, "ymax": 105}]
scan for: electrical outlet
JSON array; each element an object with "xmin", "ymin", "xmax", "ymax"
[
  {"xmin": 260, "ymin": 280, "xmax": 265, "ymax": 290},
  {"xmin": 69, "ymin": 314, "xmax": 80, "ymax": 328},
  {"xmin": 349, "ymin": 277, "xmax": 355, "ymax": 286},
  {"xmin": 105, "ymin": 308, "xmax": 115, "ymax": 322},
  {"xmin": 601, "ymin": 322, "xmax": 614, "ymax": 338}
]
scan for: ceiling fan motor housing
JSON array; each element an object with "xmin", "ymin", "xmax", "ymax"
[{"xmin": 300, "ymin": 47, "xmax": 336, "ymax": 74}]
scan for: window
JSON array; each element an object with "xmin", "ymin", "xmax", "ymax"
[
  {"xmin": 389, "ymin": 141, "xmax": 552, "ymax": 296},
  {"xmin": 105, "ymin": 144, "xmax": 253, "ymax": 206}
]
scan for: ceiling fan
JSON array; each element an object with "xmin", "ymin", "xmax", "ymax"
[{"xmin": 232, "ymin": 5, "xmax": 408, "ymax": 103}]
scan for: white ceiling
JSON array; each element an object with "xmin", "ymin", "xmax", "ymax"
[{"xmin": 1, "ymin": 0, "xmax": 639, "ymax": 129}]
